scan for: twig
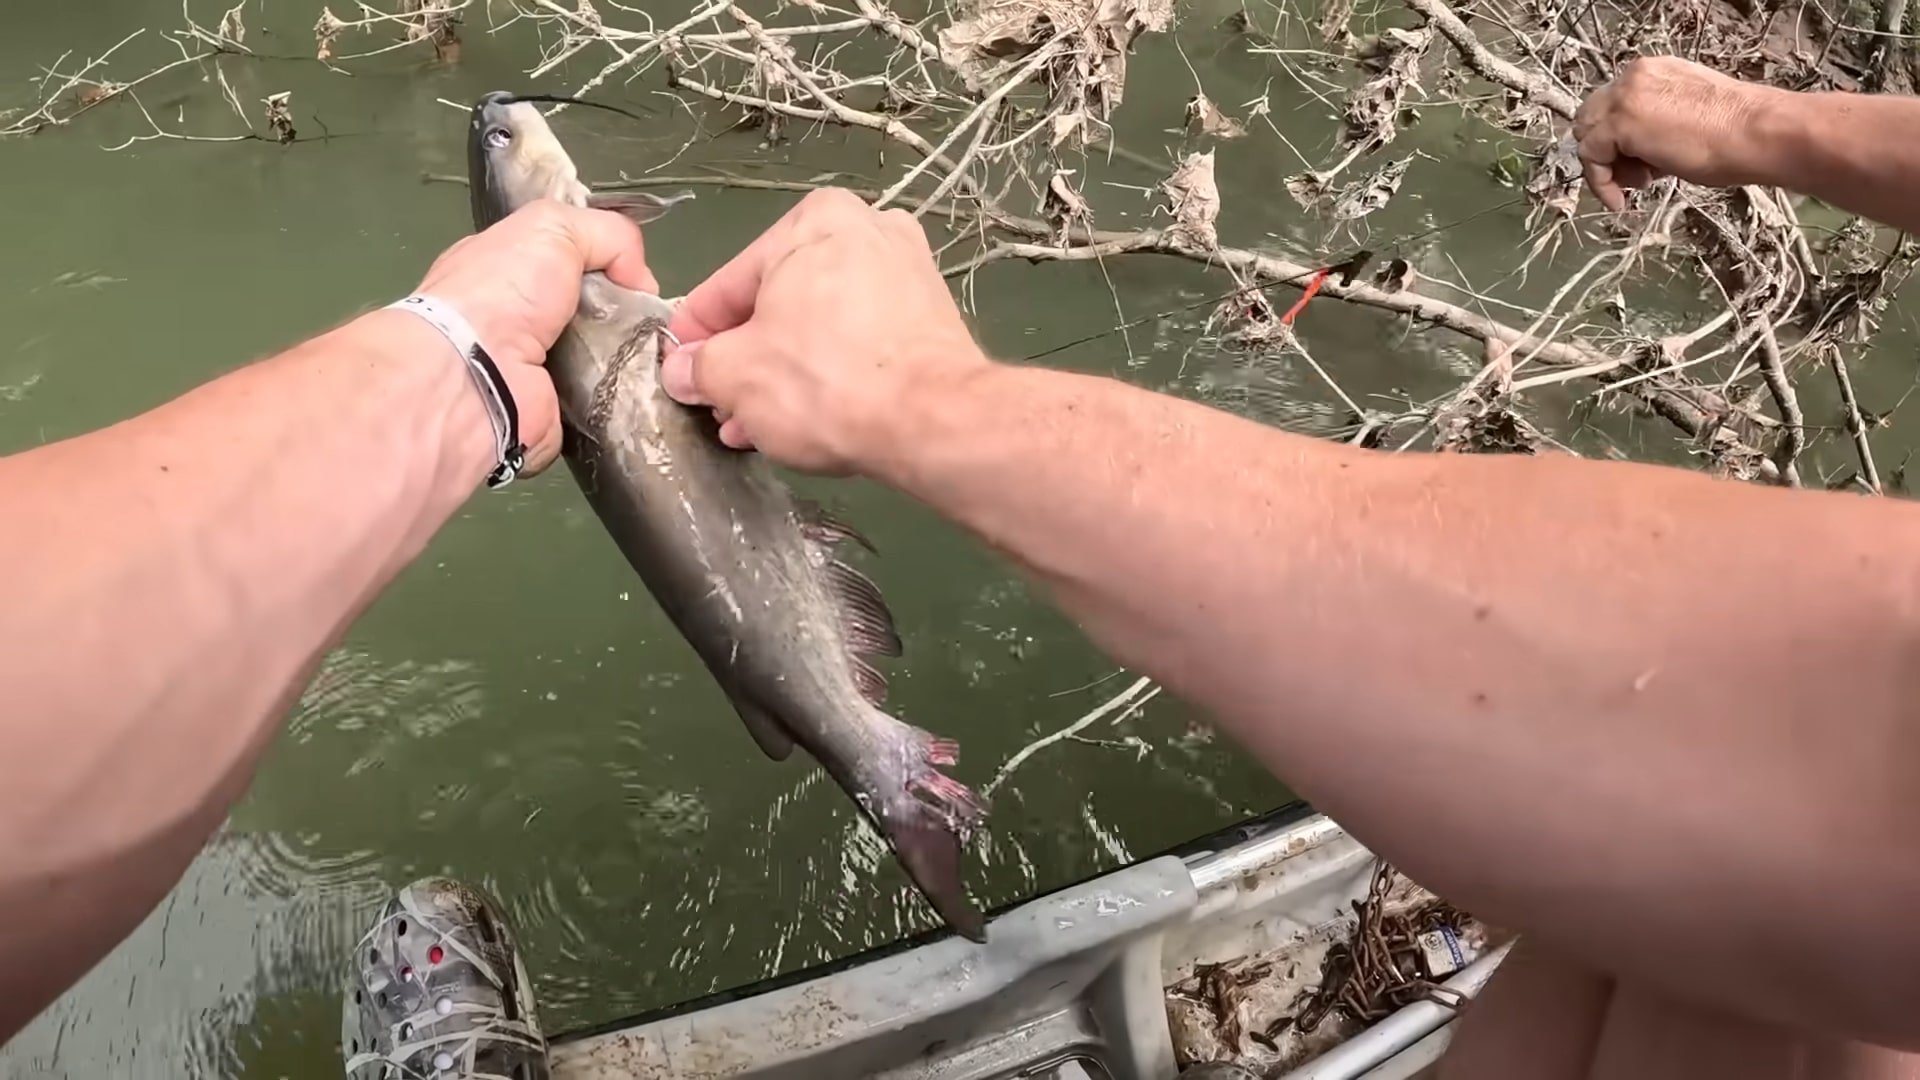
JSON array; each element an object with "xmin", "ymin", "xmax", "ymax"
[
  {"xmin": 976, "ymin": 228, "xmax": 1770, "ymax": 471},
  {"xmin": 540, "ymin": 0, "xmax": 732, "ymax": 108},
  {"xmin": 1, "ymin": 31, "xmax": 216, "ymax": 137},
  {"xmin": 725, "ymin": 5, "xmax": 978, "ymax": 198},
  {"xmin": 1403, "ymin": 0, "xmax": 1581, "ymax": 118},
  {"xmin": 981, "ymin": 677, "xmax": 1159, "ymax": 798},
  {"xmin": 1509, "ymin": 308, "xmax": 1738, "ymax": 392},
  {"xmin": 1828, "ymin": 349, "xmax": 1883, "ymax": 494},
  {"xmin": 872, "ymin": 40, "xmax": 1061, "ymax": 210},
  {"xmin": 851, "ymin": 0, "xmax": 943, "ymax": 60},
  {"xmin": 1754, "ymin": 322, "xmax": 1805, "ymax": 486}
]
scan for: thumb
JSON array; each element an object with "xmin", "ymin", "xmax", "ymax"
[
  {"xmin": 661, "ymin": 335, "xmax": 760, "ymax": 451},
  {"xmin": 661, "ymin": 341, "xmax": 709, "ymax": 406},
  {"xmin": 662, "ymin": 325, "xmax": 756, "ymax": 412},
  {"xmin": 1583, "ymin": 157, "xmax": 1626, "ymax": 213}
]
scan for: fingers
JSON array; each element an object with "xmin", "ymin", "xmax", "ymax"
[
  {"xmin": 1583, "ymin": 157, "xmax": 1626, "ymax": 213},
  {"xmin": 717, "ymin": 416, "xmax": 755, "ymax": 450},
  {"xmin": 1612, "ymin": 158, "xmax": 1657, "ymax": 190},
  {"xmin": 668, "ymin": 187, "xmax": 875, "ymax": 344},
  {"xmin": 513, "ymin": 200, "xmax": 658, "ymax": 295},
  {"xmin": 877, "ymin": 207, "xmax": 932, "ymax": 256},
  {"xmin": 555, "ymin": 201, "xmax": 659, "ymax": 295},
  {"xmin": 1573, "ymin": 78, "xmax": 1630, "ymax": 215},
  {"xmin": 660, "ymin": 336, "xmax": 757, "ymax": 448}
]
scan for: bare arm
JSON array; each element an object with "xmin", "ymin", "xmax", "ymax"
[
  {"xmin": 0, "ymin": 200, "xmax": 653, "ymax": 1041},
  {"xmin": 882, "ymin": 361, "xmax": 1920, "ymax": 1051},
  {"xmin": 1576, "ymin": 55, "xmax": 1920, "ymax": 235},
  {"xmin": 0, "ymin": 309, "xmax": 493, "ymax": 1035},
  {"xmin": 665, "ymin": 189, "xmax": 1920, "ymax": 1052},
  {"xmin": 1749, "ymin": 87, "xmax": 1920, "ymax": 234}
]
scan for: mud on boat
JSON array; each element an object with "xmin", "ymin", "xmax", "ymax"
[{"xmin": 546, "ymin": 802, "xmax": 1513, "ymax": 1080}]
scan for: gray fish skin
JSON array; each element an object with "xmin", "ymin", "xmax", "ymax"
[{"xmin": 465, "ymin": 92, "xmax": 987, "ymax": 942}]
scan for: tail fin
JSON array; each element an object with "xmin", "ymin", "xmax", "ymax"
[{"xmin": 873, "ymin": 731, "xmax": 989, "ymax": 943}]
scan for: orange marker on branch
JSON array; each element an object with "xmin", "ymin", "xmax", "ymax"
[{"xmin": 1280, "ymin": 249, "xmax": 1375, "ymax": 326}]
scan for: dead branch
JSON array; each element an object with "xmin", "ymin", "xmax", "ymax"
[
  {"xmin": 982, "ymin": 676, "xmax": 1160, "ymax": 798},
  {"xmin": 1403, "ymin": 0, "xmax": 1580, "ymax": 118},
  {"xmin": 964, "ymin": 224, "xmax": 1771, "ymax": 471},
  {"xmin": 872, "ymin": 38, "xmax": 1064, "ymax": 210},
  {"xmin": 0, "ymin": 30, "xmax": 214, "ymax": 137},
  {"xmin": 21, "ymin": 0, "xmax": 1898, "ymax": 494},
  {"xmin": 1753, "ymin": 323, "xmax": 1805, "ymax": 485},
  {"xmin": 1828, "ymin": 347, "xmax": 1884, "ymax": 493},
  {"xmin": 519, "ymin": 162, "xmax": 1773, "ymax": 471}
]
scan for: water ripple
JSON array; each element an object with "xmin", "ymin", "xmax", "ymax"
[
  {"xmin": 288, "ymin": 647, "xmax": 486, "ymax": 771},
  {"xmin": 0, "ymin": 827, "xmax": 389, "ymax": 1080}
]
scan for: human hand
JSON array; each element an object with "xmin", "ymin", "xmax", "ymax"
[
  {"xmin": 412, "ymin": 199, "xmax": 657, "ymax": 474},
  {"xmin": 1574, "ymin": 56, "xmax": 1782, "ymax": 211},
  {"xmin": 659, "ymin": 188, "xmax": 988, "ymax": 476}
]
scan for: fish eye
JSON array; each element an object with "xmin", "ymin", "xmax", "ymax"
[{"xmin": 484, "ymin": 126, "xmax": 512, "ymax": 150}]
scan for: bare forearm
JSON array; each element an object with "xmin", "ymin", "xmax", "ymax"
[
  {"xmin": 1752, "ymin": 87, "xmax": 1920, "ymax": 234},
  {"xmin": 0, "ymin": 308, "xmax": 490, "ymax": 1037},
  {"xmin": 884, "ymin": 362, "xmax": 1920, "ymax": 1048}
]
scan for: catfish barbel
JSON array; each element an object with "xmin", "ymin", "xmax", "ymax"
[{"xmin": 465, "ymin": 91, "xmax": 987, "ymax": 941}]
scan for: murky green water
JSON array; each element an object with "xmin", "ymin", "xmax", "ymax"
[{"xmin": 4, "ymin": 0, "xmax": 1919, "ymax": 1076}]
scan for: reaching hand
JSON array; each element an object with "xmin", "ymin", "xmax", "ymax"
[
  {"xmin": 659, "ymin": 188, "xmax": 988, "ymax": 476},
  {"xmin": 411, "ymin": 199, "xmax": 657, "ymax": 474},
  {"xmin": 1574, "ymin": 56, "xmax": 1780, "ymax": 212}
]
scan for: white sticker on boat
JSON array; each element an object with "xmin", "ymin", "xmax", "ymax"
[{"xmin": 1418, "ymin": 926, "xmax": 1470, "ymax": 978}]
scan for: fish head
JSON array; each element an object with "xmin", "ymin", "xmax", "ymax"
[
  {"xmin": 468, "ymin": 91, "xmax": 590, "ymax": 231},
  {"xmin": 467, "ymin": 92, "xmax": 697, "ymax": 236}
]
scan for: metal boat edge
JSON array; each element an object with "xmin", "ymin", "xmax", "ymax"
[{"xmin": 547, "ymin": 802, "xmax": 1508, "ymax": 1080}]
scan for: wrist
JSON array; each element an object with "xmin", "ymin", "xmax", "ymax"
[
  {"xmin": 339, "ymin": 307, "xmax": 499, "ymax": 490},
  {"xmin": 1737, "ymin": 84, "xmax": 1811, "ymax": 189},
  {"xmin": 860, "ymin": 350, "xmax": 1006, "ymax": 492}
]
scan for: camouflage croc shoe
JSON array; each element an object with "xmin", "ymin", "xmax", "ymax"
[{"xmin": 342, "ymin": 878, "xmax": 549, "ymax": 1079}]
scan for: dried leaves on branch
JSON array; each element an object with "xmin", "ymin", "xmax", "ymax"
[{"xmin": 9, "ymin": 0, "xmax": 1916, "ymax": 490}]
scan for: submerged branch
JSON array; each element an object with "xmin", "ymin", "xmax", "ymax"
[{"xmin": 982, "ymin": 676, "xmax": 1160, "ymax": 798}]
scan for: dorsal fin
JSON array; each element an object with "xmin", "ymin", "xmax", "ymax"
[
  {"xmin": 798, "ymin": 501, "xmax": 904, "ymax": 706},
  {"xmin": 795, "ymin": 497, "xmax": 878, "ymax": 555},
  {"xmin": 850, "ymin": 654, "xmax": 890, "ymax": 705},
  {"xmin": 827, "ymin": 559, "xmax": 904, "ymax": 660}
]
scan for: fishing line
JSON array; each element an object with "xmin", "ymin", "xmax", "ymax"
[
  {"xmin": 1018, "ymin": 194, "xmax": 1533, "ymax": 363},
  {"xmin": 500, "ymin": 92, "xmax": 657, "ymax": 122}
]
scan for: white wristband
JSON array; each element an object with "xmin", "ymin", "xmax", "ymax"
[{"xmin": 385, "ymin": 294, "xmax": 527, "ymax": 489}]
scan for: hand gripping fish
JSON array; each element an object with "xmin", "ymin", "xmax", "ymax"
[{"xmin": 465, "ymin": 92, "xmax": 987, "ymax": 941}]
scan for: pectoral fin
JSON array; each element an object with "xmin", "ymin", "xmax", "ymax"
[
  {"xmin": 725, "ymin": 691, "xmax": 796, "ymax": 761},
  {"xmin": 587, "ymin": 190, "xmax": 696, "ymax": 226}
]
